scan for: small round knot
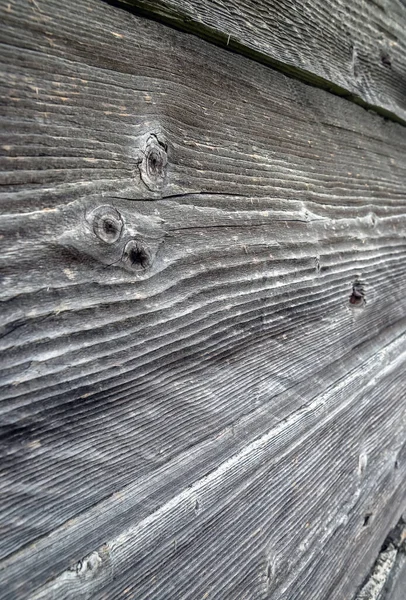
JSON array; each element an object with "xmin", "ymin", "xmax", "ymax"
[
  {"xmin": 123, "ymin": 239, "xmax": 151, "ymax": 271},
  {"xmin": 91, "ymin": 206, "xmax": 123, "ymax": 244},
  {"xmin": 140, "ymin": 135, "xmax": 168, "ymax": 192}
]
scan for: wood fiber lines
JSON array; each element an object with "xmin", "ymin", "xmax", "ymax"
[{"xmin": 117, "ymin": 0, "xmax": 406, "ymax": 122}]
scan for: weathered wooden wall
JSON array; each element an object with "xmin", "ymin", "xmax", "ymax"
[
  {"xmin": 118, "ymin": 0, "xmax": 406, "ymax": 122},
  {"xmin": 0, "ymin": 0, "xmax": 405, "ymax": 598}
]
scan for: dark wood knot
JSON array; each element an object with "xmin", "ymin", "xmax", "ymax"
[
  {"xmin": 123, "ymin": 239, "xmax": 151, "ymax": 271},
  {"xmin": 59, "ymin": 202, "xmax": 165, "ymax": 275},
  {"xmin": 140, "ymin": 134, "xmax": 168, "ymax": 192},
  {"xmin": 380, "ymin": 51, "xmax": 392, "ymax": 68},
  {"xmin": 349, "ymin": 280, "xmax": 366, "ymax": 307}
]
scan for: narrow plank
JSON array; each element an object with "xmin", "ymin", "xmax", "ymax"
[
  {"xmin": 1, "ymin": 0, "xmax": 406, "ymax": 598},
  {"xmin": 117, "ymin": 0, "xmax": 406, "ymax": 123}
]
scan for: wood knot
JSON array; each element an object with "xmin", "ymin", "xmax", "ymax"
[
  {"xmin": 90, "ymin": 205, "xmax": 123, "ymax": 244},
  {"xmin": 381, "ymin": 51, "xmax": 392, "ymax": 68},
  {"xmin": 140, "ymin": 134, "xmax": 168, "ymax": 192},
  {"xmin": 123, "ymin": 239, "xmax": 151, "ymax": 271},
  {"xmin": 59, "ymin": 201, "xmax": 166, "ymax": 276},
  {"xmin": 72, "ymin": 550, "xmax": 103, "ymax": 579},
  {"xmin": 349, "ymin": 280, "xmax": 366, "ymax": 307}
]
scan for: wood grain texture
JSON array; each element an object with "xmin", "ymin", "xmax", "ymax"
[
  {"xmin": 385, "ymin": 553, "xmax": 406, "ymax": 600},
  {"xmin": 117, "ymin": 0, "xmax": 406, "ymax": 123},
  {"xmin": 380, "ymin": 517, "xmax": 406, "ymax": 600},
  {"xmin": 355, "ymin": 516, "xmax": 406, "ymax": 600},
  {"xmin": 0, "ymin": 0, "xmax": 406, "ymax": 598}
]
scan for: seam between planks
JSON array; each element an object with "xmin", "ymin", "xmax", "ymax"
[{"xmin": 102, "ymin": 0, "xmax": 406, "ymax": 127}]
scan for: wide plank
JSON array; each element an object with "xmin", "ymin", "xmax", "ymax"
[
  {"xmin": 10, "ymin": 337, "xmax": 406, "ymax": 599},
  {"xmin": 117, "ymin": 0, "xmax": 406, "ymax": 123},
  {"xmin": 1, "ymin": 0, "xmax": 406, "ymax": 598}
]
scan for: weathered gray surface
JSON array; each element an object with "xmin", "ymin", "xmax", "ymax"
[
  {"xmin": 385, "ymin": 553, "xmax": 406, "ymax": 600},
  {"xmin": 0, "ymin": 0, "xmax": 406, "ymax": 598},
  {"xmin": 356, "ymin": 516, "xmax": 406, "ymax": 600},
  {"xmin": 118, "ymin": 0, "xmax": 406, "ymax": 122}
]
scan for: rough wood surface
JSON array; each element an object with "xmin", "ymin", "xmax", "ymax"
[
  {"xmin": 1, "ymin": 0, "xmax": 406, "ymax": 598},
  {"xmin": 355, "ymin": 515, "xmax": 406, "ymax": 600},
  {"xmin": 384, "ymin": 552, "xmax": 406, "ymax": 600},
  {"xmin": 117, "ymin": 0, "xmax": 406, "ymax": 123}
]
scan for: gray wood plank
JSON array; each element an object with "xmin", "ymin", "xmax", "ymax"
[
  {"xmin": 1, "ymin": 0, "xmax": 406, "ymax": 598},
  {"xmin": 355, "ymin": 516, "xmax": 406, "ymax": 600},
  {"xmin": 385, "ymin": 554, "xmax": 406, "ymax": 600},
  {"xmin": 21, "ymin": 343, "xmax": 406, "ymax": 599},
  {"xmin": 117, "ymin": 0, "xmax": 406, "ymax": 123}
]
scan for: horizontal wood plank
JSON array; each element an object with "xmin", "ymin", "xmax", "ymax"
[
  {"xmin": 355, "ymin": 516, "xmax": 406, "ymax": 600},
  {"xmin": 117, "ymin": 0, "xmax": 406, "ymax": 123},
  {"xmin": 1, "ymin": 0, "xmax": 406, "ymax": 598},
  {"xmin": 386, "ymin": 553, "xmax": 406, "ymax": 600},
  {"xmin": 21, "ymin": 343, "xmax": 406, "ymax": 599}
]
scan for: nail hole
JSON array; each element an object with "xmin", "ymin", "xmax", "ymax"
[
  {"xmin": 123, "ymin": 240, "xmax": 151, "ymax": 271},
  {"xmin": 363, "ymin": 513, "xmax": 372, "ymax": 527},
  {"xmin": 350, "ymin": 280, "xmax": 366, "ymax": 307},
  {"xmin": 194, "ymin": 499, "xmax": 200, "ymax": 513},
  {"xmin": 395, "ymin": 460, "xmax": 399, "ymax": 469}
]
